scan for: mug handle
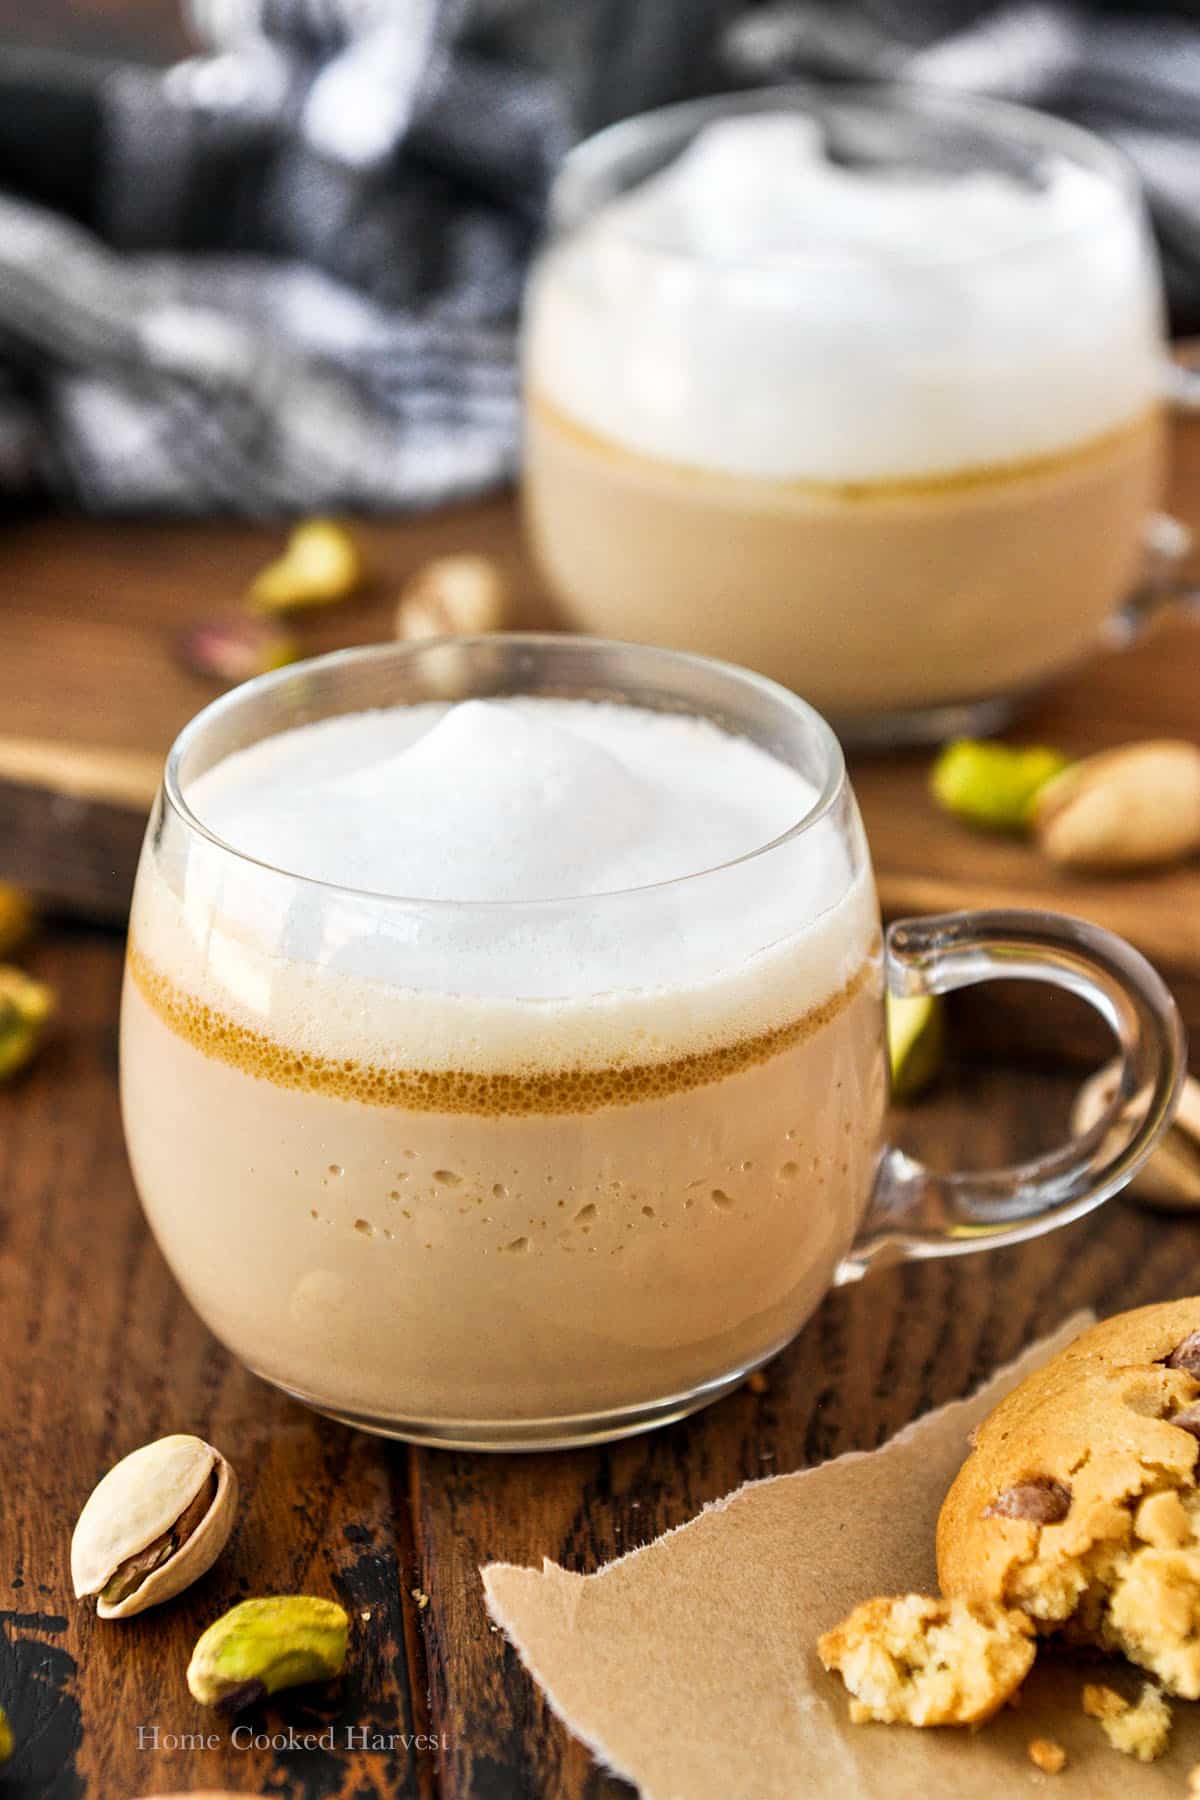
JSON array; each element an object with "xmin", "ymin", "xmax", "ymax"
[
  {"xmin": 1107, "ymin": 511, "xmax": 1198, "ymax": 646},
  {"xmin": 1110, "ymin": 352, "xmax": 1200, "ymax": 634},
  {"xmin": 1166, "ymin": 356, "xmax": 1200, "ymax": 416},
  {"xmin": 835, "ymin": 910, "xmax": 1187, "ymax": 1283}
]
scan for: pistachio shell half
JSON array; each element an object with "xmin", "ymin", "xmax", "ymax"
[
  {"xmin": 395, "ymin": 553, "xmax": 510, "ymax": 642},
  {"xmin": 1034, "ymin": 740, "xmax": 1200, "ymax": 870},
  {"xmin": 1072, "ymin": 1059, "xmax": 1200, "ymax": 1210},
  {"xmin": 71, "ymin": 1434, "xmax": 237, "ymax": 1620}
]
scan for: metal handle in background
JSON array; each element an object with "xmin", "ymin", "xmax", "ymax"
[
  {"xmin": 1108, "ymin": 510, "xmax": 1200, "ymax": 643},
  {"xmin": 836, "ymin": 910, "xmax": 1186, "ymax": 1283},
  {"xmin": 1166, "ymin": 355, "xmax": 1200, "ymax": 417},
  {"xmin": 1112, "ymin": 352, "xmax": 1200, "ymax": 633}
]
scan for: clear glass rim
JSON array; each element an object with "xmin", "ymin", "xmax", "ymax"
[
  {"xmin": 550, "ymin": 79, "xmax": 1142, "ymax": 271},
  {"xmin": 162, "ymin": 633, "xmax": 848, "ymax": 912}
]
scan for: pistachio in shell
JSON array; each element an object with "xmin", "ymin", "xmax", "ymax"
[
  {"xmin": 71, "ymin": 1434, "xmax": 237, "ymax": 1620},
  {"xmin": 395, "ymin": 553, "xmax": 510, "ymax": 641},
  {"xmin": 1034, "ymin": 740, "xmax": 1200, "ymax": 870}
]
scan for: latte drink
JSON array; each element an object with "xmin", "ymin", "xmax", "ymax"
[
  {"xmin": 524, "ymin": 103, "xmax": 1166, "ymax": 730},
  {"xmin": 121, "ymin": 693, "xmax": 884, "ymax": 1440}
]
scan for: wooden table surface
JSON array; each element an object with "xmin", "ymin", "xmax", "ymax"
[{"xmin": 3, "ymin": 506, "xmax": 1200, "ymax": 1800}]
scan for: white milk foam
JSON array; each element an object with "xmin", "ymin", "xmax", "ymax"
[
  {"xmin": 189, "ymin": 697, "xmax": 810, "ymax": 900},
  {"xmin": 133, "ymin": 698, "xmax": 879, "ymax": 1073},
  {"xmin": 527, "ymin": 113, "xmax": 1163, "ymax": 482}
]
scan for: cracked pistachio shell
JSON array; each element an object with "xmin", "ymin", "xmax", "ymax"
[
  {"xmin": 187, "ymin": 1596, "xmax": 349, "ymax": 1709},
  {"xmin": 395, "ymin": 553, "xmax": 510, "ymax": 641},
  {"xmin": 71, "ymin": 1435, "xmax": 237, "ymax": 1620},
  {"xmin": 1034, "ymin": 740, "xmax": 1200, "ymax": 870},
  {"xmin": 1072, "ymin": 1059, "xmax": 1200, "ymax": 1210}
]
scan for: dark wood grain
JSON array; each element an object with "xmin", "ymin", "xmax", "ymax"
[
  {"xmin": 4, "ymin": 923, "xmax": 1198, "ymax": 1798},
  {"xmin": 2, "ymin": 412, "xmax": 1199, "ymax": 1798},
  {"xmin": 1, "ymin": 928, "xmax": 437, "ymax": 1800}
]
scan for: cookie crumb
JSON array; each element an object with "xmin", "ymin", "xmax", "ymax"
[
  {"xmin": 411, "ymin": 1587, "xmax": 430, "ymax": 1611},
  {"xmin": 1082, "ymin": 1683, "xmax": 1126, "ymax": 1720},
  {"xmin": 1082, "ymin": 1681, "xmax": 1171, "ymax": 1761},
  {"xmin": 1186, "ymin": 1761, "xmax": 1200, "ymax": 1794},
  {"xmin": 1027, "ymin": 1737, "xmax": 1066, "ymax": 1774},
  {"xmin": 818, "ymin": 1594, "xmax": 1035, "ymax": 1727},
  {"xmin": 746, "ymin": 1371, "xmax": 769, "ymax": 1395}
]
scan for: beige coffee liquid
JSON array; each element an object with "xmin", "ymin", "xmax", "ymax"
[
  {"xmin": 526, "ymin": 399, "xmax": 1163, "ymax": 717},
  {"xmin": 120, "ymin": 697, "xmax": 886, "ymax": 1430}
]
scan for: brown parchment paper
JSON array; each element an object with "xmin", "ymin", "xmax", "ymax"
[{"xmin": 484, "ymin": 1313, "xmax": 1200, "ymax": 1798}]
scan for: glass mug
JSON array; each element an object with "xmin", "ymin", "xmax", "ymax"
[
  {"xmin": 523, "ymin": 85, "xmax": 1170, "ymax": 747},
  {"xmin": 120, "ymin": 638, "xmax": 1184, "ymax": 1449}
]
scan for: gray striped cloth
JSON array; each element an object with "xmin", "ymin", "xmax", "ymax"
[{"xmin": 0, "ymin": 0, "xmax": 1197, "ymax": 514}]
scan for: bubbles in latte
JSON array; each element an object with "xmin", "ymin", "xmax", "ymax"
[{"xmin": 121, "ymin": 692, "xmax": 885, "ymax": 1433}]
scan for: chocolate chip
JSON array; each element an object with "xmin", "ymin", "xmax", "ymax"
[
  {"xmin": 982, "ymin": 1478, "xmax": 1071, "ymax": 1524},
  {"xmin": 1170, "ymin": 1403, "xmax": 1200, "ymax": 1440},
  {"xmin": 1162, "ymin": 1332, "xmax": 1200, "ymax": 1378}
]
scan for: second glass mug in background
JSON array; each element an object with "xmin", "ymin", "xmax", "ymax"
[
  {"xmin": 523, "ymin": 85, "xmax": 1173, "ymax": 746},
  {"xmin": 120, "ymin": 638, "xmax": 1184, "ymax": 1449}
]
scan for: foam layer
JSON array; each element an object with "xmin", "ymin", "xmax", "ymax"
[
  {"xmin": 526, "ymin": 112, "xmax": 1163, "ymax": 481},
  {"xmin": 131, "ymin": 697, "xmax": 880, "ymax": 1076},
  {"xmin": 185, "ymin": 697, "xmax": 812, "ymax": 901}
]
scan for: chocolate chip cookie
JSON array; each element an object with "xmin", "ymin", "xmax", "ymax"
[{"xmin": 937, "ymin": 1298, "xmax": 1200, "ymax": 1697}]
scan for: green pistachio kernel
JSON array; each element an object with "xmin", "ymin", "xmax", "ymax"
[
  {"xmin": 187, "ymin": 1596, "xmax": 349, "ymax": 1711},
  {"xmin": 887, "ymin": 993, "xmax": 945, "ymax": 1102},
  {"xmin": 931, "ymin": 740, "xmax": 1071, "ymax": 833},
  {"xmin": 0, "ymin": 967, "xmax": 53, "ymax": 1081}
]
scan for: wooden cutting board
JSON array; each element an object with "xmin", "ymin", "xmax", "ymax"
[{"xmin": 3, "ymin": 412, "xmax": 1199, "ymax": 1064}]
